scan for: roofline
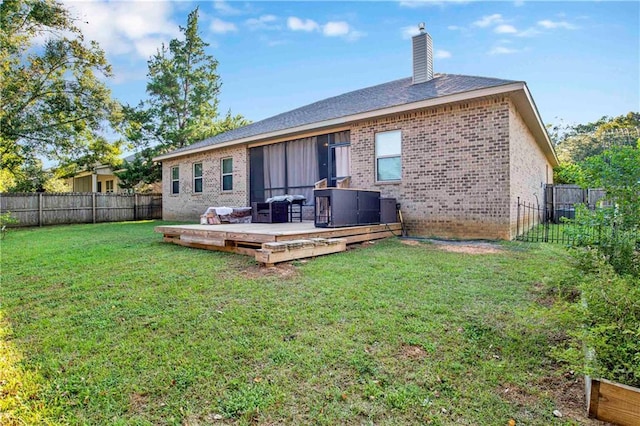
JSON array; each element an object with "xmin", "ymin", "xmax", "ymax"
[
  {"xmin": 154, "ymin": 81, "xmax": 557, "ymax": 166},
  {"xmin": 519, "ymin": 83, "xmax": 559, "ymax": 166}
]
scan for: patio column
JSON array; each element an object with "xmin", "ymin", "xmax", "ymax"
[{"xmin": 92, "ymin": 173, "xmax": 98, "ymax": 193}]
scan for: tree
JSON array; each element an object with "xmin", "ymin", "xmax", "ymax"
[
  {"xmin": 552, "ymin": 113, "xmax": 639, "ymax": 164},
  {"xmin": 550, "ymin": 113, "xmax": 639, "ymax": 184},
  {"xmin": 114, "ymin": 149, "xmax": 161, "ymax": 192},
  {"xmin": 0, "ymin": 0, "xmax": 122, "ymax": 180},
  {"xmin": 3, "ymin": 158, "xmax": 70, "ymax": 192},
  {"xmin": 581, "ymin": 143, "xmax": 640, "ymax": 227},
  {"xmin": 119, "ymin": 7, "xmax": 249, "ymax": 187}
]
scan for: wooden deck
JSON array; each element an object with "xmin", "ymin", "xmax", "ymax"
[{"xmin": 155, "ymin": 221, "xmax": 402, "ymax": 265}]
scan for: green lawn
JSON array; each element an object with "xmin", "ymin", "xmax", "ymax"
[{"xmin": 1, "ymin": 221, "xmax": 589, "ymax": 425}]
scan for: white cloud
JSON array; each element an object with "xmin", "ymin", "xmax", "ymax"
[
  {"xmin": 538, "ymin": 20, "xmax": 578, "ymax": 30},
  {"xmin": 246, "ymin": 15, "xmax": 280, "ymax": 31},
  {"xmin": 473, "ymin": 14, "xmax": 503, "ymax": 28},
  {"xmin": 447, "ymin": 25, "xmax": 465, "ymax": 31},
  {"xmin": 401, "ymin": 25, "xmax": 421, "ymax": 39},
  {"xmin": 287, "ymin": 17, "xmax": 364, "ymax": 41},
  {"xmin": 399, "ymin": 0, "xmax": 469, "ymax": 7},
  {"xmin": 514, "ymin": 0, "xmax": 525, "ymax": 6},
  {"xmin": 61, "ymin": 0, "xmax": 180, "ymax": 60},
  {"xmin": 213, "ymin": 0, "xmax": 243, "ymax": 16},
  {"xmin": 516, "ymin": 27, "xmax": 542, "ymax": 37},
  {"xmin": 495, "ymin": 24, "xmax": 518, "ymax": 34},
  {"xmin": 435, "ymin": 49, "xmax": 452, "ymax": 59},
  {"xmin": 210, "ymin": 18, "xmax": 237, "ymax": 34},
  {"xmin": 323, "ymin": 21, "xmax": 350, "ymax": 37},
  {"xmin": 287, "ymin": 16, "xmax": 320, "ymax": 32},
  {"xmin": 489, "ymin": 46, "xmax": 519, "ymax": 55},
  {"xmin": 134, "ymin": 37, "xmax": 166, "ymax": 59}
]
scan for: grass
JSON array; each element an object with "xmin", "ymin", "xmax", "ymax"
[{"xmin": 0, "ymin": 221, "xmax": 583, "ymax": 425}]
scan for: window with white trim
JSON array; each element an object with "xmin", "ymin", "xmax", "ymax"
[
  {"xmin": 171, "ymin": 166, "xmax": 179, "ymax": 194},
  {"xmin": 375, "ymin": 130, "xmax": 402, "ymax": 181},
  {"xmin": 193, "ymin": 163, "xmax": 203, "ymax": 193},
  {"xmin": 221, "ymin": 158, "xmax": 233, "ymax": 191}
]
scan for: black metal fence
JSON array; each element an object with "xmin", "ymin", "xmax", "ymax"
[
  {"xmin": 516, "ymin": 198, "xmax": 638, "ymax": 246},
  {"xmin": 516, "ymin": 199, "xmax": 586, "ymax": 244}
]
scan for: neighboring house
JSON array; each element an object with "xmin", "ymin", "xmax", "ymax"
[
  {"xmin": 64, "ymin": 154, "xmax": 162, "ymax": 194},
  {"xmin": 66, "ymin": 162, "xmax": 122, "ymax": 193},
  {"xmin": 154, "ymin": 28, "xmax": 558, "ymax": 240}
]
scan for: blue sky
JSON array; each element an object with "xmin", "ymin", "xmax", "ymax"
[{"xmin": 63, "ymin": 0, "xmax": 639, "ymax": 130}]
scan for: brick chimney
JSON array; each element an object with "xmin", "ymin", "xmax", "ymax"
[{"xmin": 412, "ymin": 23, "xmax": 433, "ymax": 84}]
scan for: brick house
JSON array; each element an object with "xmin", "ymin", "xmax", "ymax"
[{"xmin": 155, "ymin": 28, "xmax": 558, "ymax": 240}]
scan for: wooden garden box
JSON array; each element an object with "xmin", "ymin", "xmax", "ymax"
[{"xmin": 586, "ymin": 377, "xmax": 640, "ymax": 425}]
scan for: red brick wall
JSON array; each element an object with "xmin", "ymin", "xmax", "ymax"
[{"xmin": 350, "ymin": 96, "xmax": 513, "ymax": 239}]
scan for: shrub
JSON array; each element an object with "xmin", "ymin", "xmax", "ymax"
[
  {"xmin": 555, "ymin": 257, "xmax": 640, "ymax": 387},
  {"xmin": 568, "ymin": 204, "xmax": 639, "ymax": 278},
  {"xmin": 0, "ymin": 211, "xmax": 19, "ymax": 228}
]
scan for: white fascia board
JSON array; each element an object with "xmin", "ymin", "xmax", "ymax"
[
  {"xmin": 510, "ymin": 85, "xmax": 559, "ymax": 167},
  {"xmin": 153, "ymin": 82, "xmax": 526, "ymax": 162}
]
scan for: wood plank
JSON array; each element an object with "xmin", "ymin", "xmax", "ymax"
[
  {"xmin": 344, "ymin": 230, "xmax": 399, "ymax": 244},
  {"xmin": 589, "ymin": 378, "xmax": 640, "ymax": 426},
  {"xmin": 274, "ymin": 224, "xmax": 402, "ymax": 242},
  {"xmin": 255, "ymin": 239, "xmax": 346, "ymax": 265},
  {"xmin": 180, "ymin": 234, "xmax": 225, "ymax": 247},
  {"xmin": 587, "ymin": 377, "xmax": 600, "ymax": 419},
  {"xmin": 224, "ymin": 232, "xmax": 278, "ymax": 244},
  {"xmin": 171, "ymin": 239, "xmax": 257, "ymax": 256}
]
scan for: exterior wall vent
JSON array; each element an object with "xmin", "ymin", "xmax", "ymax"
[{"xmin": 412, "ymin": 26, "xmax": 433, "ymax": 84}]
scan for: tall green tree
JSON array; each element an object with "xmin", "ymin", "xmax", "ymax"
[
  {"xmin": 551, "ymin": 112, "xmax": 639, "ymax": 184},
  {"xmin": 119, "ymin": 7, "xmax": 249, "ymax": 188},
  {"xmin": 0, "ymin": 0, "xmax": 122, "ymax": 179}
]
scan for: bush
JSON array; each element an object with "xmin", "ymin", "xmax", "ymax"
[
  {"xmin": 0, "ymin": 211, "xmax": 19, "ymax": 227},
  {"xmin": 568, "ymin": 204, "xmax": 639, "ymax": 278},
  {"xmin": 555, "ymin": 257, "xmax": 640, "ymax": 387}
]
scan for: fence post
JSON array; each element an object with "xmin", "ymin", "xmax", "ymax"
[
  {"xmin": 516, "ymin": 197, "xmax": 520, "ymax": 239},
  {"xmin": 38, "ymin": 192, "xmax": 43, "ymax": 227},
  {"xmin": 134, "ymin": 193, "xmax": 138, "ymax": 221},
  {"xmin": 92, "ymin": 193, "xmax": 96, "ymax": 224}
]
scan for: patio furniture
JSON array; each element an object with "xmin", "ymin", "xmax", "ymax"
[{"xmin": 251, "ymin": 201, "xmax": 289, "ymax": 223}]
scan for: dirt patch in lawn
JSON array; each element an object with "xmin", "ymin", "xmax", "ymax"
[
  {"xmin": 128, "ymin": 392, "xmax": 149, "ymax": 414},
  {"xmin": 241, "ymin": 263, "xmax": 299, "ymax": 280},
  {"xmin": 500, "ymin": 374, "xmax": 608, "ymax": 425},
  {"xmin": 398, "ymin": 344, "xmax": 428, "ymax": 360},
  {"xmin": 436, "ymin": 243, "xmax": 503, "ymax": 255},
  {"xmin": 401, "ymin": 238, "xmax": 505, "ymax": 254}
]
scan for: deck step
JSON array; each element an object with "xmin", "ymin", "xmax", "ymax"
[{"xmin": 255, "ymin": 238, "xmax": 346, "ymax": 265}]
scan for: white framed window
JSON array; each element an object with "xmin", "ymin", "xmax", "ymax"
[
  {"xmin": 105, "ymin": 180, "xmax": 114, "ymax": 193},
  {"xmin": 193, "ymin": 163, "xmax": 203, "ymax": 193},
  {"xmin": 171, "ymin": 166, "xmax": 179, "ymax": 194},
  {"xmin": 221, "ymin": 158, "xmax": 233, "ymax": 191},
  {"xmin": 375, "ymin": 130, "xmax": 402, "ymax": 182}
]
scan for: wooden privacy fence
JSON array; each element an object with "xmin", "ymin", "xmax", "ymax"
[{"xmin": 1, "ymin": 193, "xmax": 162, "ymax": 227}]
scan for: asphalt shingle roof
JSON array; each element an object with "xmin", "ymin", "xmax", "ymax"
[{"xmin": 167, "ymin": 73, "xmax": 517, "ymax": 156}]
